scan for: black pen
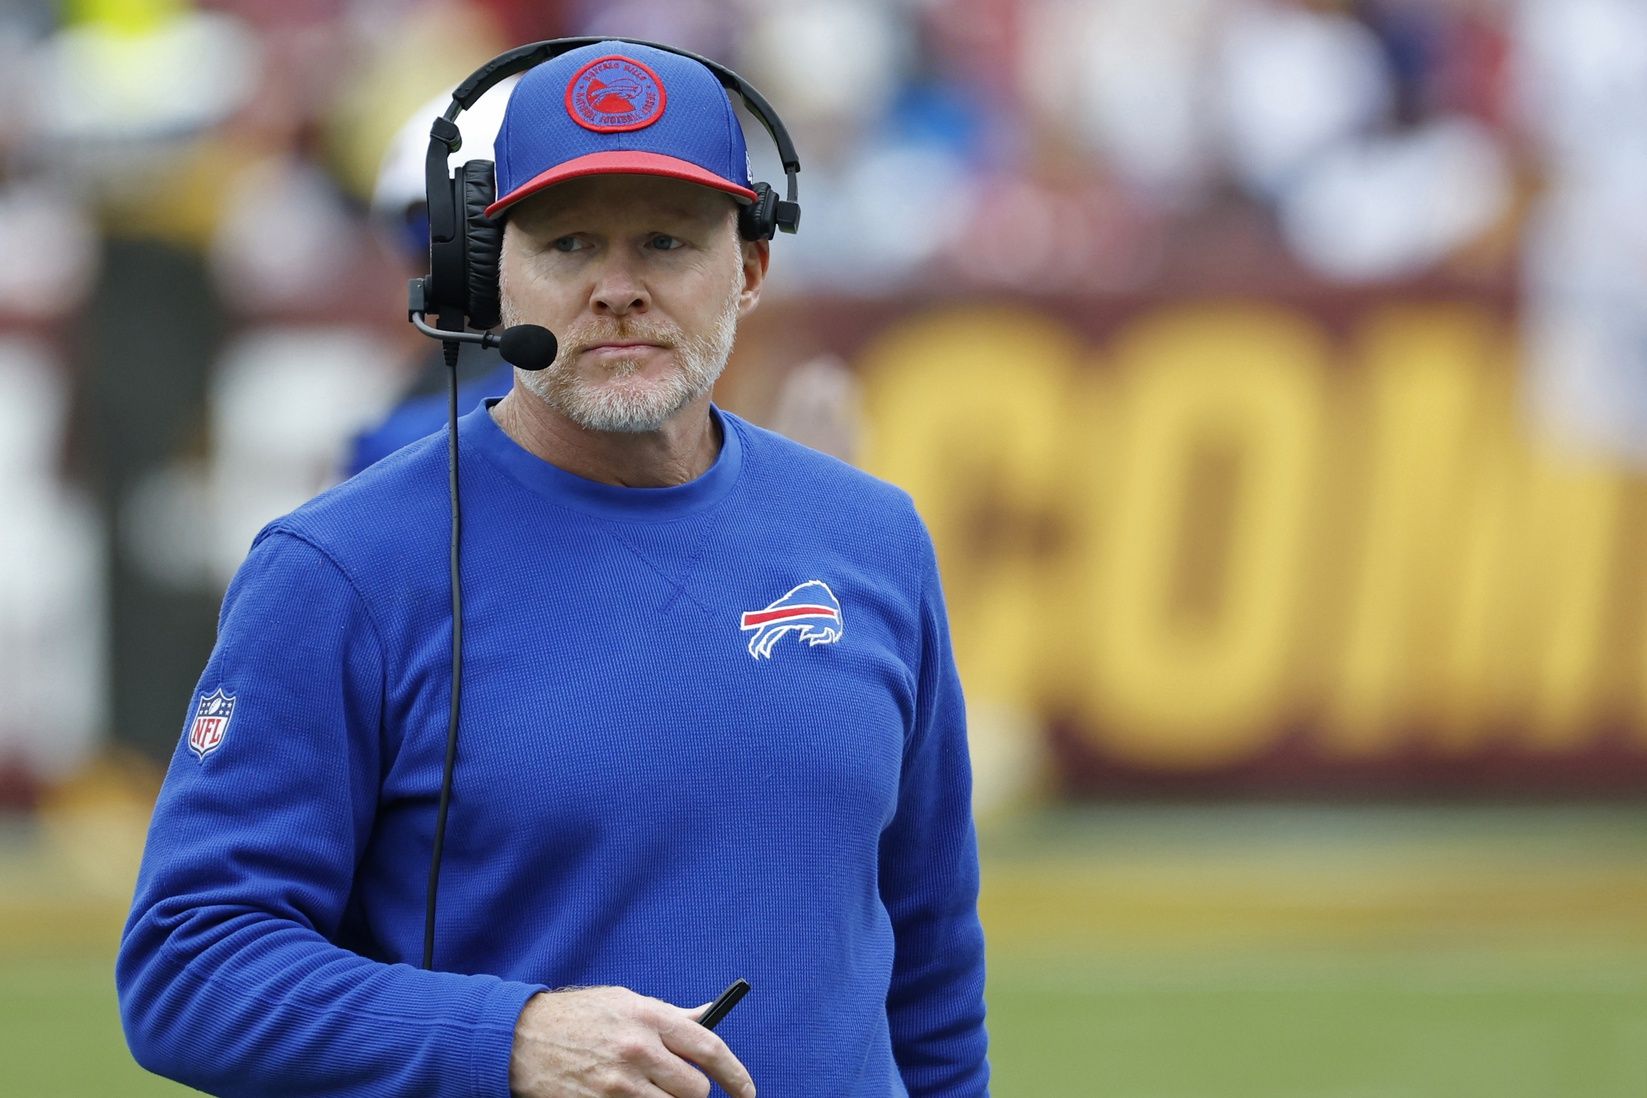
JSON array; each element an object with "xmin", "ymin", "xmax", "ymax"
[{"xmin": 698, "ymin": 978, "xmax": 750, "ymax": 1031}]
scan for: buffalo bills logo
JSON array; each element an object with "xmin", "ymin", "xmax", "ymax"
[
  {"xmin": 187, "ymin": 687, "xmax": 236, "ymax": 760},
  {"xmin": 566, "ymin": 56, "xmax": 666, "ymax": 133},
  {"xmin": 740, "ymin": 581, "xmax": 844, "ymax": 660}
]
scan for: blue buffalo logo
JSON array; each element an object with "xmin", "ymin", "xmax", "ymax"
[{"xmin": 739, "ymin": 581, "xmax": 844, "ymax": 660}]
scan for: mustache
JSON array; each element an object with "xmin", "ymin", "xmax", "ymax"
[{"xmin": 562, "ymin": 321, "xmax": 681, "ymax": 353}]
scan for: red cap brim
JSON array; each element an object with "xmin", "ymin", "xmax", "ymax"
[{"xmin": 484, "ymin": 151, "xmax": 758, "ymax": 219}]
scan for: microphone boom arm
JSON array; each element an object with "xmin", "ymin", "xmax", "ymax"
[
  {"xmin": 408, "ymin": 279, "xmax": 558, "ymax": 370},
  {"xmin": 410, "ymin": 309, "xmax": 505, "ymax": 350}
]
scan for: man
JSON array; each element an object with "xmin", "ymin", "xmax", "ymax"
[{"xmin": 117, "ymin": 40, "xmax": 989, "ymax": 1097}]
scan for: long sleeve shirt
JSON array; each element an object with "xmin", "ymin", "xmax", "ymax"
[{"xmin": 118, "ymin": 400, "xmax": 989, "ymax": 1096}]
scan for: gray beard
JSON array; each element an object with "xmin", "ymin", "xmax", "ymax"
[{"xmin": 502, "ymin": 280, "xmax": 741, "ymax": 434}]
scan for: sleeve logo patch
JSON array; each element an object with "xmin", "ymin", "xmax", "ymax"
[{"xmin": 187, "ymin": 688, "xmax": 237, "ymax": 760}]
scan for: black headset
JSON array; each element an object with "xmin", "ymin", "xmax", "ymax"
[
  {"xmin": 415, "ymin": 38, "xmax": 801, "ymax": 971},
  {"xmin": 415, "ymin": 36, "xmax": 802, "ymax": 337}
]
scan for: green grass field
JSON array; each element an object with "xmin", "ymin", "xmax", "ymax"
[{"xmin": 4, "ymin": 801, "xmax": 1644, "ymax": 1096}]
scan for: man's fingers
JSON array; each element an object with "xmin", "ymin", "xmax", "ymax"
[
  {"xmin": 659, "ymin": 1016, "xmax": 755, "ymax": 1098},
  {"xmin": 644, "ymin": 1052, "xmax": 713, "ymax": 1098}
]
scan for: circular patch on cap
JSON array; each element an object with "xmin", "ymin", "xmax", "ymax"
[{"xmin": 566, "ymin": 55, "xmax": 667, "ymax": 133}]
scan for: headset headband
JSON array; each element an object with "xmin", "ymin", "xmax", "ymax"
[
  {"xmin": 425, "ymin": 37, "xmax": 801, "ymax": 251},
  {"xmin": 447, "ymin": 38, "xmax": 801, "ymax": 187}
]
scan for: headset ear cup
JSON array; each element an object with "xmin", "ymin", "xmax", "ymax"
[
  {"xmin": 739, "ymin": 181, "xmax": 778, "ymax": 241},
  {"xmin": 460, "ymin": 160, "xmax": 503, "ymax": 330}
]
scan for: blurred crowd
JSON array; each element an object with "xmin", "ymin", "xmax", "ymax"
[{"xmin": 4, "ymin": 0, "xmax": 1646, "ymax": 793}]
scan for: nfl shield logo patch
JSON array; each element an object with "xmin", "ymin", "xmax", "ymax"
[{"xmin": 188, "ymin": 688, "xmax": 236, "ymax": 760}]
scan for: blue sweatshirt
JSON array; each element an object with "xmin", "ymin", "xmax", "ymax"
[{"xmin": 117, "ymin": 400, "xmax": 989, "ymax": 1097}]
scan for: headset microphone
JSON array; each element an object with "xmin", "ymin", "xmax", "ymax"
[
  {"xmin": 408, "ymin": 308, "xmax": 557, "ymax": 370},
  {"xmin": 496, "ymin": 324, "xmax": 558, "ymax": 371}
]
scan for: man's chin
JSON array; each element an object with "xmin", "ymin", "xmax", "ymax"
[{"xmin": 559, "ymin": 379, "xmax": 697, "ymax": 434}]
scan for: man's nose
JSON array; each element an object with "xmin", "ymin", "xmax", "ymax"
[{"xmin": 589, "ymin": 255, "xmax": 649, "ymax": 316}]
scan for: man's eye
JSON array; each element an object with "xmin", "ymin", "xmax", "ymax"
[
  {"xmin": 551, "ymin": 236, "xmax": 583, "ymax": 253},
  {"xmin": 649, "ymin": 235, "xmax": 682, "ymax": 251}
]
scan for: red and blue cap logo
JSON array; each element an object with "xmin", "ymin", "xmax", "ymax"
[
  {"xmin": 566, "ymin": 56, "xmax": 666, "ymax": 132},
  {"xmin": 486, "ymin": 41, "xmax": 756, "ymax": 220}
]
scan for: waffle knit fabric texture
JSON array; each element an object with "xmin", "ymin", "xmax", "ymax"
[{"xmin": 117, "ymin": 399, "xmax": 989, "ymax": 1097}]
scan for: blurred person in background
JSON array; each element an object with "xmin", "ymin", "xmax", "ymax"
[
  {"xmin": 1515, "ymin": 0, "xmax": 1647, "ymax": 462},
  {"xmin": 38, "ymin": 0, "xmax": 258, "ymax": 761},
  {"xmin": 736, "ymin": 0, "xmax": 993, "ymax": 294},
  {"xmin": 200, "ymin": 1, "xmax": 448, "ymax": 573},
  {"xmin": 343, "ymin": 80, "xmax": 518, "ymax": 476},
  {"xmin": 117, "ymin": 37, "xmax": 988, "ymax": 1098},
  {"xmin": 0, "ymin": 11, "xmax": 105, "ymax": 798},
  {"xmin": 1217, "ymin": 0, "xmax": 1514, "ymax": 283}
]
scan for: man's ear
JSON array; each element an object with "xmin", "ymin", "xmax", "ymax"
[{"xmin": 738, "ymin": 237, "xmax": 771, "ymax": 316}]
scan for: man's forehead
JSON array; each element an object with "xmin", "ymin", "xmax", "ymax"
[{"xmin": 509, "ymin": 175, "xmax": 736, "ymax": 229}]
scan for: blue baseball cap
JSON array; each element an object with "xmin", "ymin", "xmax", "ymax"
[{"xmin": 484, "ymin": 41, "xmax": 757, "ymax": 220}]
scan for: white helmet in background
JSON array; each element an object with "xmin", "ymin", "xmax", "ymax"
[{"xmin": 371, "ymin": 76, "xmax": 517, "ymax": 262}]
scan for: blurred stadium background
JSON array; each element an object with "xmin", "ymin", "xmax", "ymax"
[{"xmin": 3, "ymin": 0, "xmax": 1646, "ymax": 1093}]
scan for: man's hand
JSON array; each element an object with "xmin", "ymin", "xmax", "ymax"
[{"xmin": 509, "ymin": 986, "xmax": 756, "ymax": 1098}]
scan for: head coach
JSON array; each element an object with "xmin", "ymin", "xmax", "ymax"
[{"xmin": 116, "ymin": 38, "xmax": 989, "ymax": 1098}]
